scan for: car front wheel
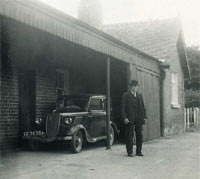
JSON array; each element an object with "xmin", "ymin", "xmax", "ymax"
[{"xmin": 71, "ymin": 130, "xmax": 83, "ymax": 153}]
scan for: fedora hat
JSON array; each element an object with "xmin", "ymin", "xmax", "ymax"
[{"xmin": 129, "ymin": 80, "xmax": 138, "ymax": 86}]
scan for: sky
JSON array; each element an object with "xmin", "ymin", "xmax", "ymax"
[{"xmin": 39, "ymin": 0, "xmax": 200, "ymax": 47}]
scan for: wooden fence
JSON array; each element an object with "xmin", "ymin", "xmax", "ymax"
[{"xmin": 184, "ymin": 108, "xmax": 200, "ymax": 130}]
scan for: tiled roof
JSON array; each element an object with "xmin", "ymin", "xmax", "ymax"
[{"xmin": 103, "ymin": 18, "xmax": 181, "ymax": 60}]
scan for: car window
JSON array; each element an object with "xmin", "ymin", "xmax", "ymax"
[
  {"xmin": 90, "ymin": 98, "xmax": 103, "ymax": 111},
  {"xmin": 65, "ymin": 98, "xmax": 88, "ymax": 111},
  {"xmin": 56, "ymin": 96, "xmax": 89, "ymax": 111}
]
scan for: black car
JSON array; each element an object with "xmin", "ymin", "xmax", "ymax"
[{"xmin": 23, "ymin": 94, "xmax": 119, "ymax": 153}]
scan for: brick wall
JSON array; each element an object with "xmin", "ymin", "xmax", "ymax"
[
  {"xmin": 36, "ymin": 70, "xmax": 56, "ymax": 120},
  {"xmin": 0, "ymin": 15, "xmax": 19, "ymax": 151},
  {"xmin": 0, "ymin": 67, "xmax": 57, "ymax": 151},
  {"xmin": 0, "ymin": 66, "xmax": 18, "ymax": 151}
]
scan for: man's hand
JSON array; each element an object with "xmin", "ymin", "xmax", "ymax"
[
  {"xmin": 124, "ymin": 118, "xmax": 129, "ymax": 124},
  {"xmin": 143, "ymin": 118, "xmax": 148, "ymax": 124}
]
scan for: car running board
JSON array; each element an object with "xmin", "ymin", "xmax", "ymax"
[{"xmin": 87, "ymin": 136, "xmax": 107, "ymax": 143}]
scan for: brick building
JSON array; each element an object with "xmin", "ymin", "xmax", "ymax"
[{"xmin": 0, "ymin": 0, "xmax": 190, "ymax": 152}]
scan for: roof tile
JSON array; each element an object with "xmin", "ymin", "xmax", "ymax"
[{"xmin": 103, "ymin": 18, "xmax": 181, "ymax": 60}]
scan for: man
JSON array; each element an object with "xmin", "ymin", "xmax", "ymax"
[{"xmin": 121, "ymin": 80, "xmax": 147, "ymax": 157}]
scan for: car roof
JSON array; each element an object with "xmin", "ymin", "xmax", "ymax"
[{"xmin": 59, "ymin": 94, "xmax": 106, "ymax": 98}]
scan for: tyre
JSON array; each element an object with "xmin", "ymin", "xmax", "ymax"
[
  {"xmin": 105, "ymin": 125, "xmax": 115, "ymax": 146},
  {"xmin": 71, "ymin": 130, "xmax": 83, "ymax": 153}
]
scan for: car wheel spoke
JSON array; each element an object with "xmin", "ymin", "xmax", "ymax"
[{"xmin": 71, "ymin": 130, "xmax": 83, "ymax": 153}]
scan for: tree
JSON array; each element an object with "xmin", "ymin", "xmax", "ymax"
[
  {"xmin": 185, "ymin": 46, "xmax": 200, "ymax": 90},
  {"xmin": 185, "ymin": 46, "xmax": 200, "ymax": 107}
]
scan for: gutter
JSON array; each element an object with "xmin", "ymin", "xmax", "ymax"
[{"xmin": 159, "ymin": 59, "xmax": 170, "ymax": 137}]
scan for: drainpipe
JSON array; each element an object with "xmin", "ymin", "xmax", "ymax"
[
  {"xmin": 159, "ymin": 59, "xmax": 170, "ymax": 137},
  {"xmin": 106, "ymin": 57, "xmax": 111, "ymax": 149}
]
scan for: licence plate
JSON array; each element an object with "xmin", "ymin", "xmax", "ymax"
[{"xmin": 23, "ymin": 131, "xmax": 45, "ymax": 136}]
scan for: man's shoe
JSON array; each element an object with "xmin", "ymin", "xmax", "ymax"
[
  {"xmin": 136, "ymin": 153, "xmax": 144, "ymax": 156},
  {"xmin": 128, "ymin": 153, "xmax": 134, "ymax": 157}
]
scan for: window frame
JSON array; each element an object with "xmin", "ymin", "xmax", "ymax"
[
  {"xmin": 89, "ymin": 97, "xmax": 104, "ymax": 112},
  {"xmin": 171, "ymin": 72, "xmax": 180, "ymax": 108}
]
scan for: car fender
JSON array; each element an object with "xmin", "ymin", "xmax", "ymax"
[
  {"xmin": 68, "ymin": 124, "xmax": 86, "ymax": 135},
  {"xmin": 67, "ymin": 124, "xmax": 98, "ymax": 143}
]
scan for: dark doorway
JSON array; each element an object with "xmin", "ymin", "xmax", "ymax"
[
  {"xmin": 18, "ymin": 70, "xmax": 36, "ymax": 137},
  {"xmin": 110, "ymin": 59, "xmax": 128, "ymax": 141}
]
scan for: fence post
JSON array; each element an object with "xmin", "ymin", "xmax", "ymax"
[
  {"xmin": 187, "ymin": 108, "xmax": 190, "ymax": 128},
  {"xmin": 194, "ymin": 108, "xmax": 197, "ymax": 128},
  {"xmin": 184, "ymin": 108, "xmax": 186, "ymax": 131},
  {"xmin": 197, "ymin": 108, "xmax": 200, "ymax": 129},
  {"xmin": 191, "ymin": 108, "xmax": 193, "ymax": 127},
  {"xmin": 184, "ymin": 107, "xmax": 200, "ymax": 130}
]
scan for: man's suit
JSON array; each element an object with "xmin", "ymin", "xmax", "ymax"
[{"xmin": 121, "ymin": 91, "xmax": 147, "ymax": 155}]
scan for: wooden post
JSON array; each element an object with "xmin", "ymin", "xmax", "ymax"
[
  {"xmin": 106, "ymin": 57, "xmax": 111, "ymax": 149},
  {"xmin": 160, "ymin": 69, "xmax": 165, "ymax": 137},
  {"xmin": 184, "ymin": 108, "xmax": 186, "ymax": 132},
  {"xmin": 0, "ymin": 14, "xmax": 2, "ymax": 165},
  {"xmin": 0, "ymin": 13, "xmax": 2, "ymax": 166},
  {"xmin": 187, "ymin": 108, "xmax": 189, "ymax": 128}
]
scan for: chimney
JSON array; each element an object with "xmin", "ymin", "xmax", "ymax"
[{"xmin": 78, "ymin": 0, "xmax": 103, "ymax": 29}]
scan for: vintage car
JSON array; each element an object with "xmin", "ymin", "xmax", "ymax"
[{"xmin": 23, "ymin": 94, "xmax": 119, "ymax": 153}]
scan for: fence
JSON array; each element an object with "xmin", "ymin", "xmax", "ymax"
[{"xmin": 184, "ymin": 107, "xmax": 200, "ymax": 131}]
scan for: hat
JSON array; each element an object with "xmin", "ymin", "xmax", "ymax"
[{"xmin": 129, "ymin": 80, "xmax": 138, "ymax": 86}]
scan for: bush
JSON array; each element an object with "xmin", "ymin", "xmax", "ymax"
[{"xmin": 185, "ymin": 90, "xmax": 200, "ymax": 107}]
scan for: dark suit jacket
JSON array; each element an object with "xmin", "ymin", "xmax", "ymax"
[{"xmin": 121, "ymin": 91, "xmax": 147, "ymax": 125}]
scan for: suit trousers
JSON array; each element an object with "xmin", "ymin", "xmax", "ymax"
[{"xmin": 125, "ymin": 124, "xmax": 143, "ymax": 154}]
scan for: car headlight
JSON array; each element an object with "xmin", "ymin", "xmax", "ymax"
[
  {"xmin": 35, "ymin": 118, "xmax": 42, "ymax": 124},
  {"xmin": 64, "ymin": 117, "xmax": 73, "ymax": 125}
]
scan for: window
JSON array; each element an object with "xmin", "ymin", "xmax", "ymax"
[
  {"xmin": 171, "ymin": 72, "xmax": 180, "ymax": 108},
  {"xmin": 56, "ymin": 70, "xmax": 64, "ymax": 89},
  {"xmin": 56, "ymin": 70, "xmax": 64, "ymax": 98},
  {"xmin": 90, "ymin": 98, "xmax": 103, "ymax": 111}
]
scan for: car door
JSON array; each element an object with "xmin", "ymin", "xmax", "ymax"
[{"xmin": 88, "ymin": 97, "xmax": 106, "ymax": 138}]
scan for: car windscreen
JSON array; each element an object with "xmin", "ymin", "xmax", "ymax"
[{"xmin": 57, "ymin": 96, "xmax": 89, "ymax": 112}]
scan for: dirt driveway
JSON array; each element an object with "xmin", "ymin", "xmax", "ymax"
[{"xmin": 0, "ymin": 132, "xmax": 200, "ymax": 179}]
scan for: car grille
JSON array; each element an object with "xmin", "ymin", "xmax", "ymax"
[{"xmin": 46, "ymin": 113, "xmax": 60, "ymax": 138}]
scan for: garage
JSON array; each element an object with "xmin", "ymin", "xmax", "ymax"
[{"xmin": 0, "ymin": 0, "xmax": 161, "ymax": 151}]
